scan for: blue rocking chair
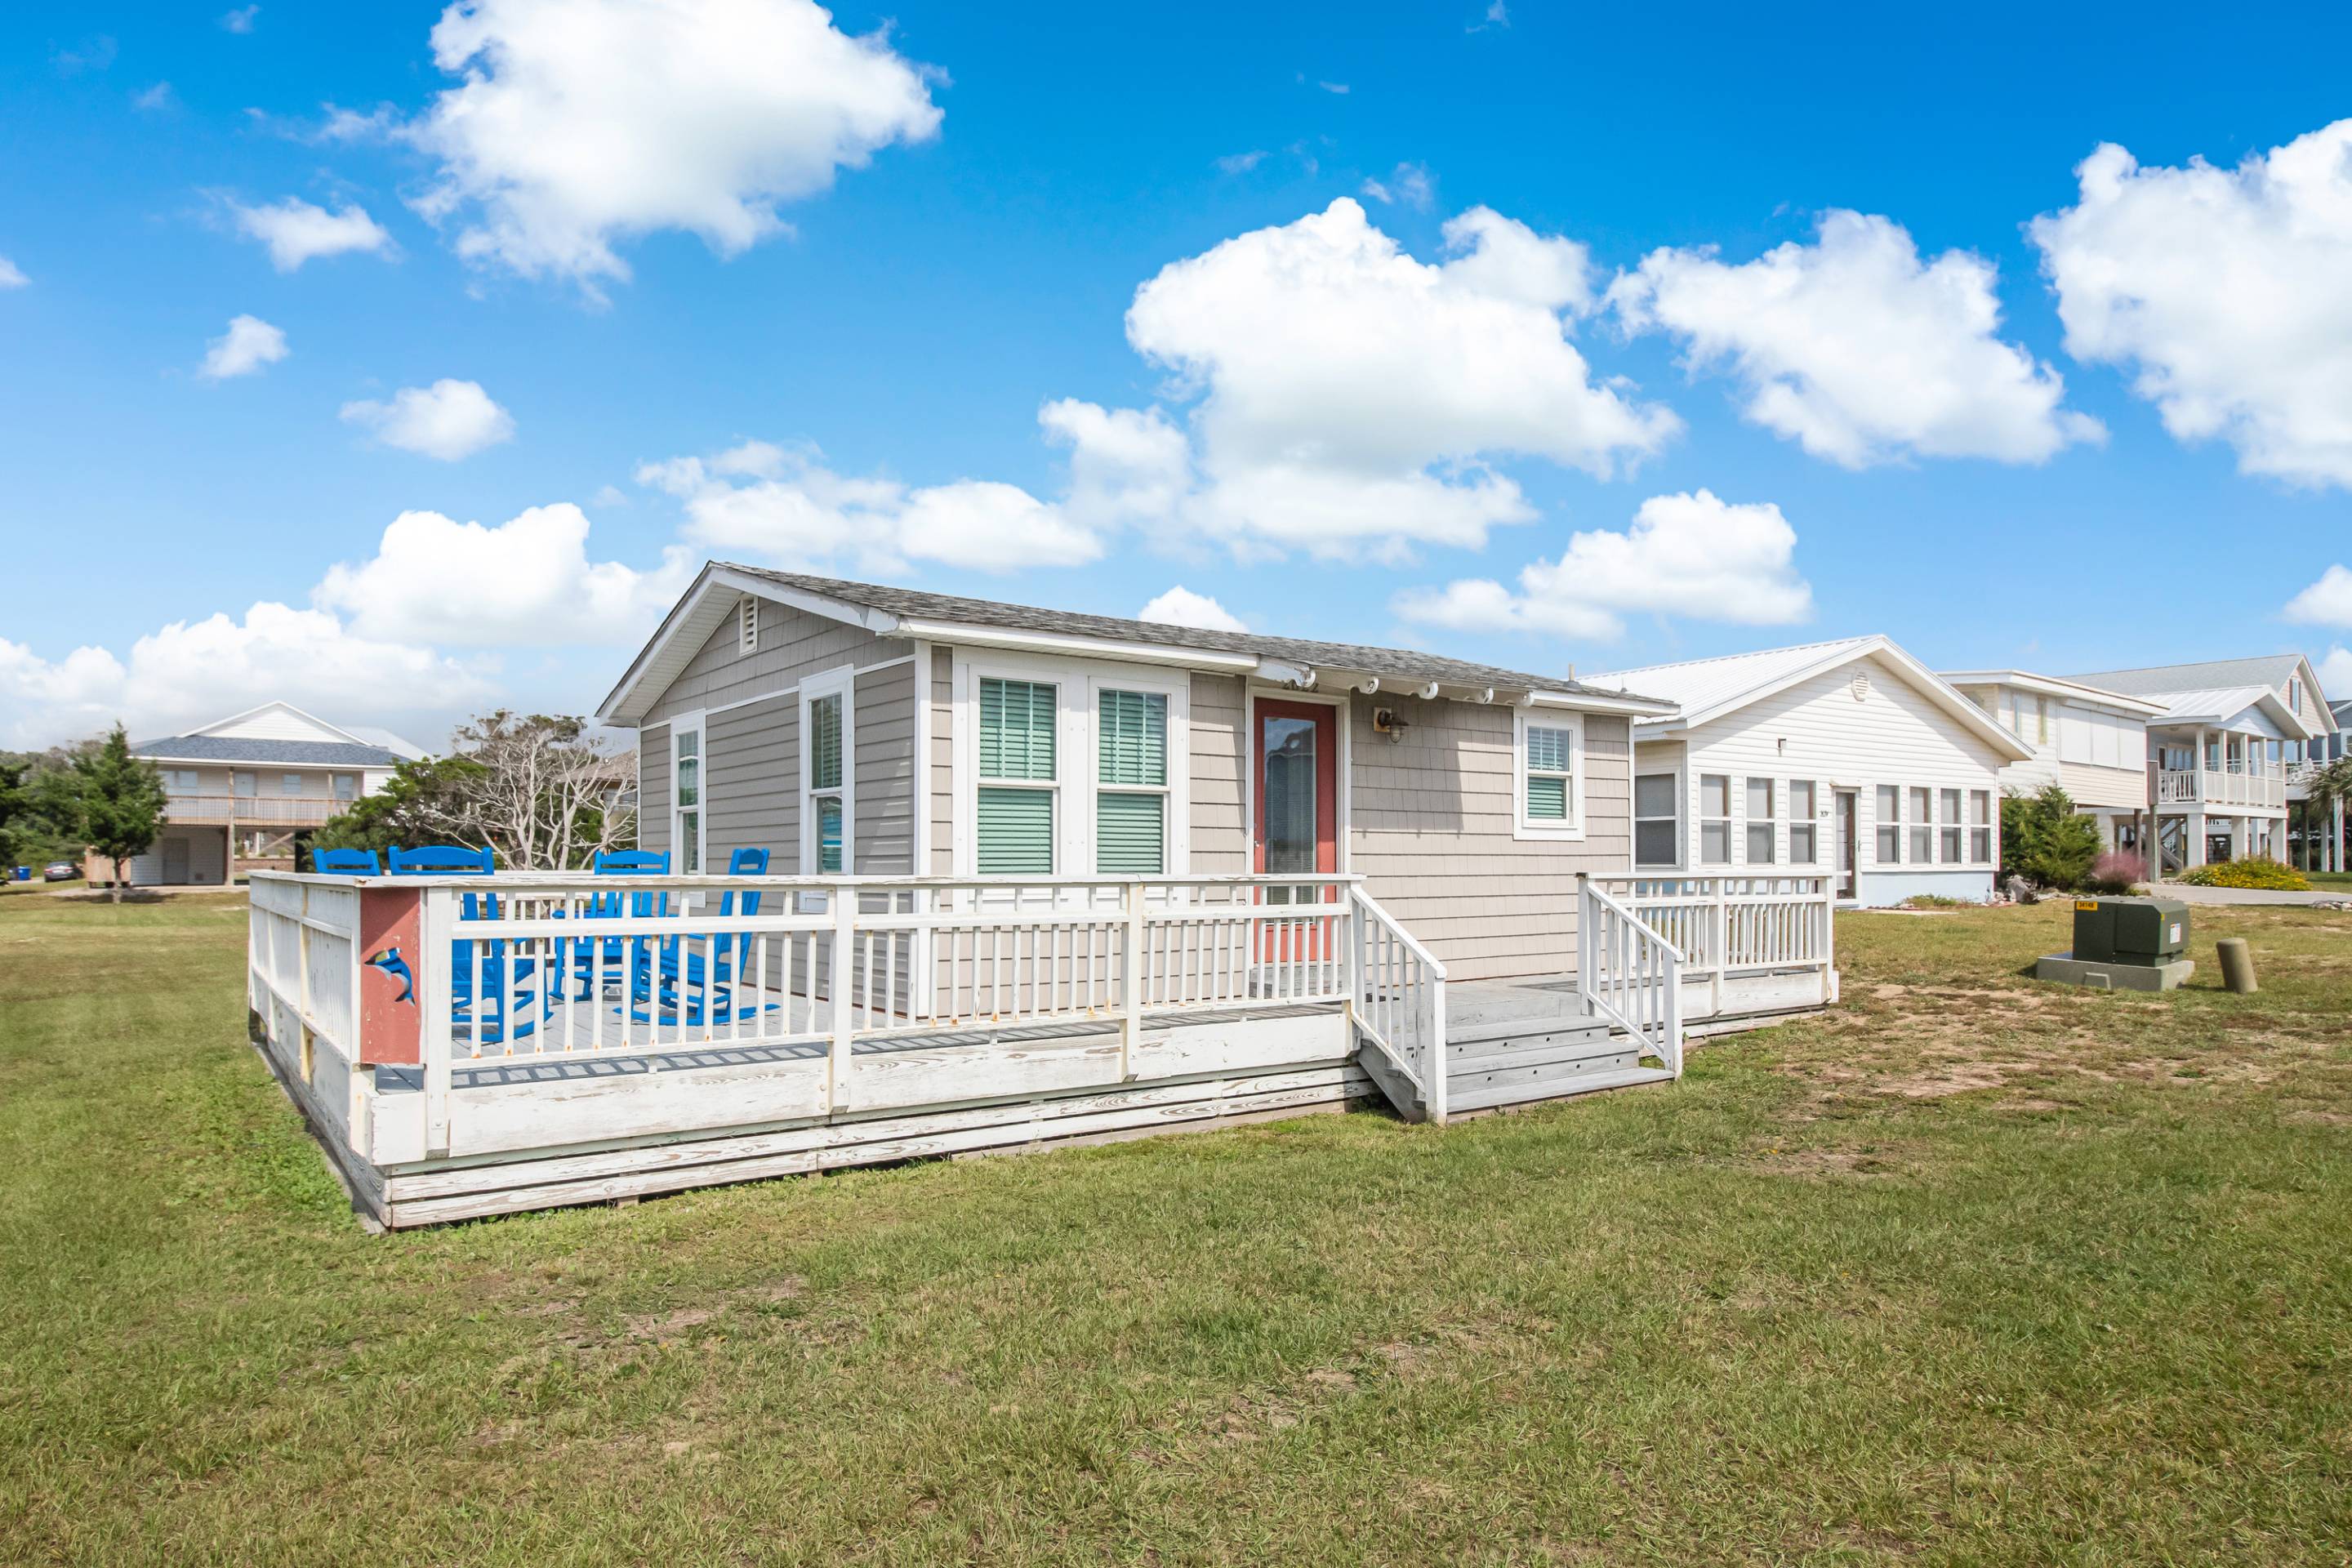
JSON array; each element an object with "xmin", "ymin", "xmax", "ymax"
[
  {"xmin": 388, "ymin": 844, "xmax": 541, "ymax": 1045},
  {"xmin": 313, "ymin": 847, "xmax": 381, "ymax": 875},
  {"xmin": 634, "ymin": 846, "xmax": 777, "ymax": 1027}
]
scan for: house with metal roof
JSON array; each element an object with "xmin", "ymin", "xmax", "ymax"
[
  {"xmin": 2051, "ymin": 654, "xmax": 2331, "ymax": 874},
  {"xmin": 1938, "ymin": 670, "xmax": 2168, "ymax": 860},
  {"xmin": 1588, "ymin": 635, "xmax": 2033, "ymax": 906},
  {"xmin": 100, "ymin": 702, "xmax": 418, "ymax": 887}
]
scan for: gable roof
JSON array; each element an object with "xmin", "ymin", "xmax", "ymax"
[
  {"xmin": 187, "ymin": 700, "xmax": 373, "ymax": 746},
  {"xmin": 2061, "ymin": 654, "xmax": 2312, "ymax": 697},
  {"xmin": 1588, "ymin": 635, "xmax": 2034, "ymax": 760},
  {"xmin": 2122, "ymin": 684, "xmax": 2307, "ymax": 734},
  {"xmin": 130, "ymin": 734, "xmax": 404, "ymax": 767},
  {"xmin": 599, "ymin": 562, "xmax": 1676, "ymax": 725}
]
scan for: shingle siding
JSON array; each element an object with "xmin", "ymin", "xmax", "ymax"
[
  {"xmin": 1189, "ymin": 673, "xmax": 1249, "ymax": 874},
  {"xmin": 853, "ymin": 661, "xmax": 916, "ymax": 874}
]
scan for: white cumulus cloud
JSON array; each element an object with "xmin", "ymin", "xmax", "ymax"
[
  {"xmin": 228, "ymin": 196, "xmax": 394, "ymax": 271},
  {"xmin": 2286, "ymin": 564, "xmax": 2352, "ymax": 628},
  {"xmin": 0, "ymin": 256, "xmax": 27, "ymax": 288},
  {"xmin": 1393, "ymin": 489, "xmax": 1814, "ymax": 641},
  {"xmin": 1138, "ymin": 586, "xmax": 1247, "ymax": 633},
  {"xmin": 198, "ymin": 314, "xmax": 287, "ymax": 380},
  {"xmin": 2316, "ymin": 646, "xmax": 2352, "ymax": 701},
  {"xmin": 1095, "ymin": 198, "xmax": 1677, "ymax": 561},
  {"xmin": 0, "ymin": 604, "xmax": 488, "ymax": 750},
  {"xmin": 315, "ymin": 502, "xmax": 695, "ymax": 646},
  {"xmin": 1361, "ymin": 162, "xmax": 1435, "ymax": 211},
  {"xmin": 407, "ymin": 0, "xmax": 942, "ymax": 296},
  {"xmin": 341, "ymin": 379, "xmax": 515, "ymax": 461},
  {"xmin": 2031, "ymin": 121, "xmax": 2352, "ymax": 489},
  {"xmin": 639, "ymin": 440, "xmax": 1102, "ymax": 576},
  {"xmin": 1610, "ymin": 209, "xmax": 2101, "ymax": 468}
]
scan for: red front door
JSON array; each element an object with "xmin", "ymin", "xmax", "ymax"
[{"xmin": 1254, "ymin": 699, "xmax": 1338, "ymax": 960}]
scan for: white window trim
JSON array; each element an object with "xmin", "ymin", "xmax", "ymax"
[
  {"xmin": 1088, "ymin": 671, "xmax": 1187, "ymax": 876},
  {"xmin": 1967, "ymin": 787, "xmax": 1995, "ymax": 866},
  {"xmin": 1939, "ymin": 786, "xmax": 1966, "ymax": 865},
  {"xmin": 1241, "ymin": 683, "xmax": 1350, "ymax": 876},
  {"xmin": 1699, "ymin": 771, "xmax": 1732, "ymax": 866},
  {"xmin": 800, "ymin": 666, "xmax": 854, "ymax": 875},
  {"xmin": 670, "ymin": 710, "xmax": 706, "ymax": 875},
  {"xmin": 951, "ymin": 648, "xmax": 1192, "ymax": 878},
  {"xmin": 1632, "ymin": 762, "xmax": 1682, "ymax": 871},
  {"xmin": 1907, "ymin": 785, "xmax": 1935, "ymax": 866},
  {"xmin": 1873, "ymin": 782, "xmax": 1901, "ymax": 866},
  {"xmin": 1744, "ymin": 776, "xmax": 1778, "ymax": 865},
  {"xmin": 1512, "ymin": 707, "xmax": 1585, "ymax": 842}
]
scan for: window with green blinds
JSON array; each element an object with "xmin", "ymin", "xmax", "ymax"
[
  {"xmin": 978, "ymin": 786, "xmax": 1054, "ymax": 874},
  {"xmin": 1096, "ymin": 792, "xmax": 1164, "ymax": 874},
  {"xmin": 1526, "ymin": 725, "xmax": 1572, "ymax": 774},
  {"xmin": 817, "ymin": 795, "xmax": 844, "ymax": 874},
  {"xmin": 808, "ymin": 693, "xmax": 843, "ymax": 790},
  {"xmin": 1097, "ymin": 690, "xmax": 1165, "ymax": 785},
  {"xmin": 980, "ymin": 679, "xmax": 1056, "ymax": 779},
  {"xmin": 1526, "ymin": 775, "xmax": 1567, "ymax": 819},
  {"xmin": 1525, "ymin": 723, "xmax": 1572, "ymax": 821}
]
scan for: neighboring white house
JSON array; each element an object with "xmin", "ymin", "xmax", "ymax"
[
  {"xmin": 1941, "ymin": 670, "xmax": 2167, "ymax": 855},
  {"xmin": 2055, "ymin": 656, "xmax": 2330, "ymax": 875},
  {"xmin": 1589, "ymin": 636, "xmax": 2031, "ymax": 906},
  {"xmin": 100, "ymin": 702, "xmax": 418, "ymax": 887}
]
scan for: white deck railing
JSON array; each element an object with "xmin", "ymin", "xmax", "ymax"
[
  {"xmin": 2158, "ymin": 768, "xmax": 2286, "ymax": 809},
  {"xmin": 250, "ymin": 871, "xmax": 1370, "ymax": 1156},
  {"xmin": 1578, "ymin": 878, "xmax": 1683, "ymax": 1076},
  {"xmin": 1588, "ymin": 874, "xmax": 1835, "ymax": 1022},
  {"xmin": 1348, "ymin": 886, "xmax": 1448, "ymax": 1122}
]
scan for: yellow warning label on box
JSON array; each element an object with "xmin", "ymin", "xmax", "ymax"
[{"xmin": 2075, "ymin": 900, "xmax": 2100, "ymax": 911}]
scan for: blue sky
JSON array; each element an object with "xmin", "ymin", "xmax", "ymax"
[{"xmin": 5, "ymin": 0, "xmax": 2351, "ymax": 750}]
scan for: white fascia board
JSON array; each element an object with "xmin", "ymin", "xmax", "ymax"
[
  {"xmin": 1532, "ymin": 688, "xmax": 1677, "ymax": 718},
  {"xmin": 898, "ymin": 617, "xmax": 1259, "ymax": 672},
  {"xmin": 598, "ymin": 564, "xmax": 910, "ymax": 726}
]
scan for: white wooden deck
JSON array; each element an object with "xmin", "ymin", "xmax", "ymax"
[{"xmin": 245, "ymin": 869, "xmax": 1832, "ymax": 1227}]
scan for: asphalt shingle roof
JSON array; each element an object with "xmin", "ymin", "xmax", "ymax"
[
  {"xmin": 131, "ymin": 735, "xmax": 404, "ymax": 767},
  {"xmin": 726, "ymin": 564, "xmax": 1663, "ymax": 703}
]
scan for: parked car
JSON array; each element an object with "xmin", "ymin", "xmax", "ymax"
[{"xmin": 42, "ymin": 862, "xmax": 78, "ymax": 882}]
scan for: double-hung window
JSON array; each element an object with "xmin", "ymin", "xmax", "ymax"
[
  {"xmin": 807, "ymin": 695, "xmax": 844, "ymax": 872},
  {"xmin": 281, "ymin": 773, "xmax": 303, "ymax": 795},
  {"xmin": 1875, "ymin": 784, "xmax": 1901, "ymax": 863},
  {"xmin": 333, "ymin": 773, "xmax": 357, "ymax": 800},
  {"xmin": 1096, "ymin": 689, "xmax": 1168, "ymax": 874},
  {"xmin": 1699, "ymin": 774, "xmax": 1731, "ymax": 865},
  {"xmin": 1514, "ymin": 711, "xmax": 1582, "ymax": 838},
  {"xmin": 164, "ymin": 768, "xmax": 200, "ymax": 794},
  {"xmin": 673, "ymin": 725, "xmax": 702, "ymax": 873},
  {"xmin": 1969, "ymin": 791, "xmax": 1993, "ymax": 863},
  {"xmin": 1634, "ymin": 773, "xmax": 1678, "ymax": 867},
  {"xmin": 1908, "ymin": 787, "xmax": 1933, "ymax": 864},
  {"xmin": 1940, "ymin": 788, "xmax": 1963, "ymax": 863},
  {"xmin": 978, "ymin": 677, "xmax": 1057, "ymax": 874},
  {"xmin": 1788, "ymin": 780, "xmax": 1816, "ymax": 863},
  {"xmin": 1745, "ymin": 777, "xmax": 1776, "ymax": 864}
]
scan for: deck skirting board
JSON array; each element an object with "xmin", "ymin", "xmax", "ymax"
[{"xmin": 379, "ymin": 1062, "xmax": 1376, "ymax": 1227}]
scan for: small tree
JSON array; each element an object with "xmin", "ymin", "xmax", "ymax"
[
  {"xmin": 313, "ymin": 755, "xmax": 491, "ymax": 857},
  {"xmin": 73, "ymin": 725, "xmax": 168, "ymax": 903},
  {"xmin": 1999, "ymin": 783, "xmax": 2103, "ymax": 891},
  {"xmin": 2297, "ymin": 755, "xmax": 2352, "ymax": 871}
]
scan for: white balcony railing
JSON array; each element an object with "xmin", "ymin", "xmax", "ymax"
[
  {"xmin": 2156, "ymin": 770, "xmax": 2285, "ymax": 809},
  {"xmin": 167, "ymin": 793, "xmax": 345, "ymax": 826}
]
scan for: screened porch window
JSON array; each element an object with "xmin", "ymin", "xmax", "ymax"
[
  {"xmin": 1699, "ymin": 774, "xmax": 1731, "ymax": 865},
  {"xmin": 1634, "ymin": 773, "xmax": 1678, "ymax": 866},
  {"xmin": 1875, "ymin": 784, "xmax": 1900, "ymax": 863},
  {"xmin": 807, "ymin": 693, "xmax": 844, "ymax": 873},
  {"xmin": 1940, "ymin": 788, "xmax": 1963, "ymax": 863},
  {"xmin": 1788, "ymin": 780, "xmax": 1816, "ymax": 864},
  {"xmin": 1969, "ymin": 791, "xmax": 1993, "ymax": 863},
  {"xmin": 1096, "ymin": 689, "xmax": 1167, "ymax": 875},
  {"xmin": 1909, "ymin": 786, "xmax": 1933, "ymax": 864},
  {"xmin": 978, "ymin": 677, "xmax": 1057, "ymax": 874},
  {"xmin": 1746, "ymin": 777, "xmax": 1776, "ymax": 864}
]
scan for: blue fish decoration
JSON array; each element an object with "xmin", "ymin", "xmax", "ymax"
[{"xmin": 366, "ymin": 946, "xmax": 416, "ymax": 1007}]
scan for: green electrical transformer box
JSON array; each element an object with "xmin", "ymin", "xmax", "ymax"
[{"xmin": 2071, "ymin": 897, "xmax": 2189, "ymax": 966}]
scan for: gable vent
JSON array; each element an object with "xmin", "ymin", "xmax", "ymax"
[
  {"xmin": 738, "ymin": 596, "xmax": 760, "ymax": 656},
  {"xmin": 1849, "ymin": 670, "xmax": 1871, "ymax": 702}
]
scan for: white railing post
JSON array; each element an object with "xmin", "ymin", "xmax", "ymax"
[
  {"xmin": 827, "ymin": 885, "xmax": 856, "ymax": 1114},
  {"xmin": 1427, "ymin": 969, "xmax": 1448, "ymax": 1125},
  {"xmin": 419, "ymin": 887, "xmax": 455, "ymax": 1158},
  {"xmin": 1120, "ymin": 882, "xmax": 1146, "ymax": 1081},
  {"xmin": 1344, "ymin": 886, "xmax": 1365, "ymax": 1038}
]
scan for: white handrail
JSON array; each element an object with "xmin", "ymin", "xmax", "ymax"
[
  {"xmin": 1348, "ymin": 886, "xmax": 1448, "ymax": 1123},
  {"xmin": 1578, "ymin": 875, "xmax": 1684, "ymax": 1076}
]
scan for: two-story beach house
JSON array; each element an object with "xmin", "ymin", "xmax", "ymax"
[
  {"xmin": 1940, "ymin": 670, "xmax": 2167, "ymax": 860},
  {"xmin": 98, "ymin": 702, "xmax": 418, "ymax": 887},
  {"xmin": 2054, "ymin": 656, "xmax": 2331, "ymax": 874},
  {"xmin": 1585, "ymin": 637, "xmax": 2031, "ymax": 906}
]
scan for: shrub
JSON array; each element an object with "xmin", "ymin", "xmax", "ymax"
[
  {"xmin": 1999, "ymin": 785, "xmax": 2104, "ymax": 890},
  {"xmin": 2082, "ymin": 849, "xmax": 2146, "ymax": 895},
  {"xmin": 2178, "ymin": 856, "xmax": 2310, "ymax": 891}
]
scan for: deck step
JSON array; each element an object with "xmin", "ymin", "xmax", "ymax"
[
  {"xmin": 1445, "ymin": 1063, "xmax": 1674, "ymax": 1114},
  {"xmin": 1446, "ymin": 1009, "xmax": 1606, "ymax": 1049}
]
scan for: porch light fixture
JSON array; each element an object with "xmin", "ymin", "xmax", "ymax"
[{"xmin": 1372, "ymin": 707, "xmax": 1411, "ymax": 740}]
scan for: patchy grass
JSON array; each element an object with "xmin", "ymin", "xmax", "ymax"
[{"xmin": 2, "ymin": 893, "xmax": 2350, "ymax": 1565}]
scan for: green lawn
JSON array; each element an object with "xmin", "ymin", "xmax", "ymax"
[{"xmin": 3, "ymin": 893, "xmax": 2349, "ymax": 1564}]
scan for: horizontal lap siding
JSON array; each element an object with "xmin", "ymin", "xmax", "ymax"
[
  {"xmin": 706, "ymin": 695, "xmax": 794, "ymax": 871},
  {"xmin": 1191, "ymin": 674, "xmax": 1248, "ymax": 874},
  {"xmin": 854, "ymin": 662, "xmax": 915, "ymax": 874},
  {"xmin": 643, "ymin": 598, "xmax": 902, "ymax": 727},
  {"xmin": 1348, "ymin": 697, "xmax": 1631, "ymax": 982},
  {"xmin": 638, "ymin": 725, "xmax": 670, "ymax": 856},
  {"xmin": 2058, "ymin": 760, "xmax": 2149, "ymax": 812}
]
